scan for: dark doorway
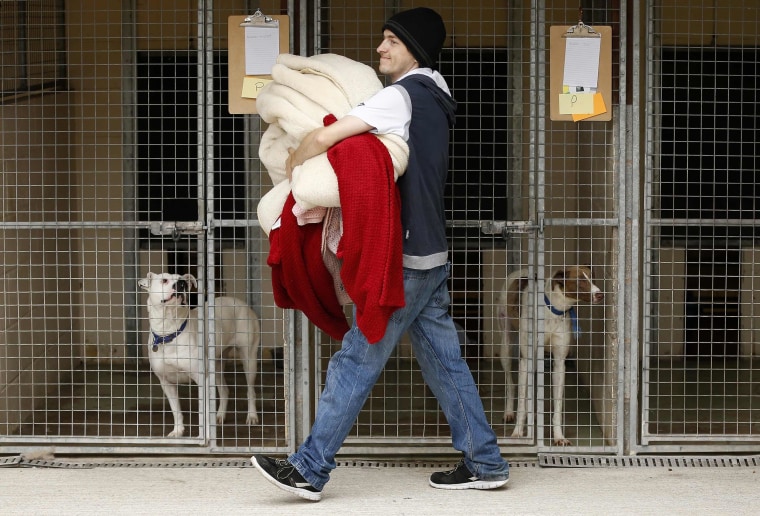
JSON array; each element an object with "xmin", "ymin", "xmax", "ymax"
[
  {"xmin": 135, "ymin": 51, "xmax": 247, "ymax": 243},
  {"xmin": 684, "ymin": 249, "xmax": 741, "ymax": 357},
  {"xmin": 658, "ymin": 48, "xmax": 759, "ymax": 243}
]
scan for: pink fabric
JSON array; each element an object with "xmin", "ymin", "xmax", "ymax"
[{"xmin": 292, "ymin": 204, "xmax": 327, "ymax": 226}]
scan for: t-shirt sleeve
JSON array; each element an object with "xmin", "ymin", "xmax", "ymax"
[{"xmin": 347, "ymin": 84, "xmax": 411, "ymax": 141}]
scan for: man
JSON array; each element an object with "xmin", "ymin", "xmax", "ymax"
[{"xmin": 252, "ymin": 7, "xmax": 510, "ymax": 501}]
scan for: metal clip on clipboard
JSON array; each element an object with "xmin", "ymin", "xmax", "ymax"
[
  {"xmin": 562, "ymin": 7, "xmax": 601, "ymax": 38},
  {"xmin": 240, "ymin": 8, "xmax": 278, "ymax": 28}
]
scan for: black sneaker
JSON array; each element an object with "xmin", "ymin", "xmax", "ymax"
[
  {"xmin": 251, "ymin": 455, "xmax": 322, "ymax": 501},
  {"xmin": 429, "ymin": 459, "xmax": 509, "ymax": 490}
]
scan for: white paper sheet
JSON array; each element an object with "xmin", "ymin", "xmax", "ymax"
[
  {"xmin": 562, "ymin": 37, "xmax": 601, "ymax": 90},
  {"xmin": 244, "ymin": 24, "xmax": 279, "ymax": 76}
]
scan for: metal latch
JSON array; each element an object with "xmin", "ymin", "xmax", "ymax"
[
  {"xmin": 150, "ymin": 221, "xmax": 206, "ymax": 240},
  {"xmin": 480, "ymin": 220, "xmax": 543, "ymax": 239}
]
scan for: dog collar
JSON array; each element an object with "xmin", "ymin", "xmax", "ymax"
[
  {"xmin": 544, "ymin": 294, "xmax": 580, "ymax": 337},
  {"xmin": 151, "ymin": 319, "xmax": 188, "ymax": 351}
]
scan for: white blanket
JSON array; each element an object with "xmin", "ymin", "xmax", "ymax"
[{"xmin": 256, "ymin": 53, "xmax": 409, "ymax": 235}]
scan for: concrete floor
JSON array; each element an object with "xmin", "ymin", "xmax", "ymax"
[{"xmin": 1, "ymin": 457, "xmax": 758, "ymax": 515}]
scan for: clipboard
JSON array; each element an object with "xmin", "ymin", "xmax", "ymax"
[
  {"xmin": 228, "ymin": 10, "xmax": 290, "ymax": 114},
  {"xmin": 550, "ymin": 22, "xmax": 612, "ymax": 122}
]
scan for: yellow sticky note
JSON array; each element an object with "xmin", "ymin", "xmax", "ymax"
[
  {"xmin": 558, "ymin": 92, "xmax": 595, "ymax": 114},
  {"xmin": 241, "ymin": 76, "xmax": 272, "ymax": 99},
  {"xmin": 572, "ymin": 92, "xmax": 608, "ymax": 122}
]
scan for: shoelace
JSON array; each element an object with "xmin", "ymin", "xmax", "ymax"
[
  {"xmin": 444, "ymin": 459, "xmax": 466, "ymax": 476},
  {"xmin": 274, "ymin": 458, "xmax": 296, "ymax": 479}
]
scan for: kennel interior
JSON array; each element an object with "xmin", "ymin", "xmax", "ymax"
[{"xmin": 1, "ymin": 0, "xmax": 760, "ymax": 457}]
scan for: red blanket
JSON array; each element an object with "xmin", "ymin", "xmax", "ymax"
[
  {"xmin": 267, "ymin": 193, "xmax": 351, "ymax": 340},
  {"xmin": 329, "ymin": 119, "xmax": 405, "ymax": 343},
  {"xmin": 268, "ymin": 115, "xmax": 405, "ymax": 343}
]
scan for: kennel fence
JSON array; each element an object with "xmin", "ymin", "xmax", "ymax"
[{"xmin": 1, "ymin": 0, "xmax": 760, "ymax": 458}]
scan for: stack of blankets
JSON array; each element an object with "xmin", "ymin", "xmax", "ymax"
[
  {"xmin": 256, "ymin": 53, "xmax": 409, "ymax": 233},
  {"xmin": 255, "ymin": 53, "xmax": 409, "ymax": 343}
]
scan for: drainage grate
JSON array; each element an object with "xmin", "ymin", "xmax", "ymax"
[
  {"xmin": 539, "ymin": 454, "xmax": 760, "ymax": 468},
  {"xmin": 0, "ymin": 456, "xmax": 540, "ymax": 470},
  {"xmin": 0, "ymin": 456, "xmax": 22, "ymax": 467},
  {"xmin": 10, "ymin": 454, "xmax": 757, "ymax": 470},
  {"xmin": 0, "ymin": 457, "xmax": 253, "ymax": 469},
  {"xmin": 335, "ymin": 459, "xmax": 538, "ymax": 469}
]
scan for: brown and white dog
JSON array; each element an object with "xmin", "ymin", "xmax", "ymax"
[
  {"xmin": 139, "ymin": 272, "xmax": 261, "ymax": 437},
  {"xmin": 497, "ymin": 266, "xmax": 603, "ymax": 445}
]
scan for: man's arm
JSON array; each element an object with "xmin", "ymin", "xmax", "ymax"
[{"xmin": 285, "ymin": 115, "xmax": 374, "ymax": 179}]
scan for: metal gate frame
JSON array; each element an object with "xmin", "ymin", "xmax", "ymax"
[
  {"xmin": 24, "ymin": 0, "xmax": 760, "ymax": 458},
  {"xmin": 0, "ymin": 0, "xmax": 298, "ymax": 455},
  {"xmin": 635, "ymin": 0, "xmax": 760, "ymax": 454},
  {"xmin": 304, "ymin": 0, "xmax": 627, "ymax": 457}
]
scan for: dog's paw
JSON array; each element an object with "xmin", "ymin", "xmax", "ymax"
[
  {"xmin": 246, "ymin": 413, "xmax": 259, "ymax": 425},
  {"xmin": 503, "ymin": 411, "xmax": 515, "ymax": 423},
  {"xmin": 167, "ymin": 426, "xmax": 185, "ymax": 438},
  {"xmin": 216, "ymin": 412, "xmax": 226, "ymax": 425},
  {"xmin": 510, "ymin": 427, "xmax": 524, "ymax": 438},
  {"xmin": 553, "ymin": 437, "xmax": 572, "ymax": 447}
]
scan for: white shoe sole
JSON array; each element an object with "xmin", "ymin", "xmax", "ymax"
[{"xmin": 429, "ymin": 477, "xmax": 509, "ymax": 490}]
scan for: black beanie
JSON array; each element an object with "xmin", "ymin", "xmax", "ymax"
[{"xmin": 382, "ymin": 7, "xmax": 446, "ymax": 70}]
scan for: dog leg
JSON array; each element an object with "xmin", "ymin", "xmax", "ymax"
[
  {"xmin": 500, "ymin": 325, "xmax": 515, "ymax": 423},
  {"xmin": 511, "ymin": 348, "xmax": 529, "ymax": 438},
  {"xmin": 215, "ymin": 362, "xmax": 229, "ymax": 426},
  {"xmin": 159, "ymin": 378, "xmax": 185, "ymax": 438},
  {"xmin": 242, "ymin": 352, "xmax": 259, "ymax": 425},
  {"xmin": 551, "ymin": 354, "xmax": 571, "ymax": 446}
]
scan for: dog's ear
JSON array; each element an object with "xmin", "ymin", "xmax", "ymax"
[
  {"xmin": 551, "ymin": 269, "xmax": 566, "ymax": 286},
  {"xmin": 138, "ymin": 272, "xmax": 154, "ymax": 291},
  {"xmin": 182, "ymin": 274, "xmax": 198, "ymax": 290}
]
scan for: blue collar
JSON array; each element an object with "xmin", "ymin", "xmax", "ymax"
[
  {"xmin": 544, "ymin": 294, "xmax": 580, "ymax": 337},
  {"xmin": 151, "ymin": 319, "xmax": 188, "ymax": 351}
]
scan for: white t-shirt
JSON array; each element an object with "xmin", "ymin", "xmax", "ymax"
[{"xmin": 347, "ymin": 68, "xmax": 451, "ymax": 141}]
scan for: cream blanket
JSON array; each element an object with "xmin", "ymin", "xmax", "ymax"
[{"xmin": 256, "ymin": 53, "xmax": 409, "ymax": 235}]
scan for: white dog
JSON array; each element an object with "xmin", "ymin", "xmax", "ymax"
[
  {"xmin": 139, "ymin": 272, "xmax": 261, "ymax": 437},
  {"xmin": 497, "ymin": 266, "xmax": 603, "ymax": 445}
]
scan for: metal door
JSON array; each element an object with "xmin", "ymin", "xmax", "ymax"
[
  {"xmin": 309, "ymin": 0, "xmax": 624, "ymax": 455},
  {"xmin": 639, "ymin": 0, "xmax": 760, "ymax": 453},
  {"xmin": 0, "ymin": 1, "xmax": 291, "ymax": 454}
]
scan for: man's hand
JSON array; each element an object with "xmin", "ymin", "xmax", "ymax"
[{"xmin": 285, "ymin": 148, "xmax": 297, "ymax": 181}]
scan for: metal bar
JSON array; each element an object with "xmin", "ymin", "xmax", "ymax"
[
  {"xmin": 627, "ymin": 0, "xmax": 643, "ymax": 455},
  {"xmin": 533, "ymin": 0, "xmax": 547, "ymax": 450},
  {"xmin": 614, "ymin": 0, "xmax": 629, "ymax": 457},
  {"xmin": 121, "ymin": 0, "xmax": 139, "ymax": 360}
]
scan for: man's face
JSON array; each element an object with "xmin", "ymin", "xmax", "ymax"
[{"xmin": 377, "ymin": 29, "xmax": 418, "ymax": 81}]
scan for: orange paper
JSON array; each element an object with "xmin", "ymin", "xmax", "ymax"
[{"xmin": 572, "ymin": 92, "xmax": 607, "ymax": 122}]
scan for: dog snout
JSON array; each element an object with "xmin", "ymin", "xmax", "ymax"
[{"xmin": 593, "ymin": 291, "xmax": 604, "ymax": 303}]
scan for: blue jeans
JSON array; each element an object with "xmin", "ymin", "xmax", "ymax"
[{"xmin": 288, "ymin": 263, "xmax": 509, "ymax": 490}]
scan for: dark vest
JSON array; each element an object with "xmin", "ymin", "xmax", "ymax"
[{"xmin": 394, "ymin": 75, "xmax": 456, "ymax": 269}]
